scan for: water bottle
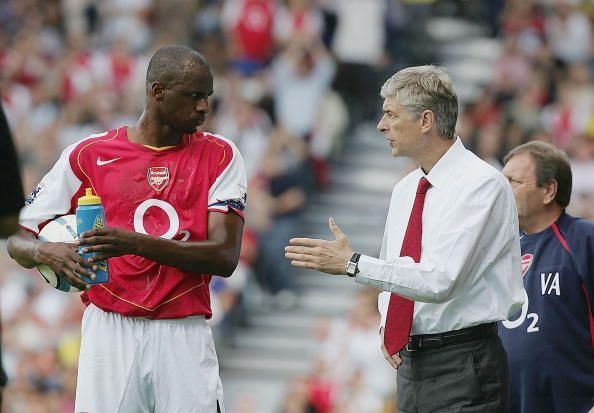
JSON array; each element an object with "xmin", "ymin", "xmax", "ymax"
[{"xmin": 76, "ymin": 188, "xmax": 109, "ymax": 284}]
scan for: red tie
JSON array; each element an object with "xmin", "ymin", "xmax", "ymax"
[{"xmin": 384, "ymin": 177, "xmax": 431, "ymax": 355}]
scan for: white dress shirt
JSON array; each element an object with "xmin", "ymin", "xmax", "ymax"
[{"xmin": 356, "ymin": 138, "xmax": 525, "ymax": 335}]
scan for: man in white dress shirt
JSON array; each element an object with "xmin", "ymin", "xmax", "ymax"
[{"xmin": 285, "ymin": 65, "xmax": 524, "ymax": 412}]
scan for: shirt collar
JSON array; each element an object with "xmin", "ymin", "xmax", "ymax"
[{"xmin": 420, "ymin": 137, "xmax": 465, "ymax": 190}]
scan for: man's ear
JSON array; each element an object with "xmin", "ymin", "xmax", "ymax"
[
  {"xmin": 542, "ymin": 180, "xmax": 558, "ymax": 206},
  {"xmin": 419, "ymin": 110, "xmax": 435, "ymax": 134},
  {"xmin": 151, "ymin": 82, "xmax": 165, "ymax": 101}
]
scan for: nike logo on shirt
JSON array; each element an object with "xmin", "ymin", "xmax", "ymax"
[{"xmin": 96, "ymin": 157, "xmax": 122, "ymax": 166}]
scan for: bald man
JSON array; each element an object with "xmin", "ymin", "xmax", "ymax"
[{"xmin": 8, "ymin": 45, "xmax": 247, "ymax": 413}]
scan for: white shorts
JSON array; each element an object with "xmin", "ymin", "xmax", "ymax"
[{"xmin": 75, "ymin": 304, "xmax": 225, "ymax": 413}]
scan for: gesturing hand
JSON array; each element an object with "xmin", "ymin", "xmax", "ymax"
[
  {"xmin": 284, "ymin": 218, "xmax": 354, "ymax": 275},
  {"xmin": 77, "ymin": 227, "xmax": 139, "ymax": 262}
]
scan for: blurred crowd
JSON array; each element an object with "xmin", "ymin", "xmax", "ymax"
[
  {"xmin": 0, "ymin": 0, "xmax": 399, "ymax": 411},
  {"xmin": 0, "ymin": 0, "xmax": 594, "ymax": 412},
  {"xmin": 458, "ymin": 0, "xmax": 594, "ymax": 220},
  {"xmin": 278, "ymin": 288, "xmax": 395, "ymax": 413}
]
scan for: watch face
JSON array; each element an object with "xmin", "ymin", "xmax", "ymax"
[{"xmin": 346, "ymin": 262, "xmax": 356, "ymax": 276}]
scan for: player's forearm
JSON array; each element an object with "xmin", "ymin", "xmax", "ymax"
[
  {"xmin": 134, "ymin": 235, "xmax": 241, "ymax": 276},
  {"xmin": 7, "ymin": 229, "xmax": 41, "ymax": 269}
]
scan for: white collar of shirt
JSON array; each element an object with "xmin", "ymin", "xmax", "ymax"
[{"xmin": 413, "ymin": 136, "xmax": 464, "ymax": 191}]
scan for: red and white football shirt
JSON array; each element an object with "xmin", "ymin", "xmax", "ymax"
[
  {"xmin": 20, "ymin": 127, "xmax": 247, "ymax": 319},
  {"xmin": 223, "ymin": 0, "xmax": 275, "ymax": 63}
]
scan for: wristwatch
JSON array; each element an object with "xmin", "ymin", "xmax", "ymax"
[{"xmin": 345, "ymin": 252, "xmax": 361, "ymax": 277}]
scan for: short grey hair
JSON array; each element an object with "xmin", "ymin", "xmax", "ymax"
[{"xmin": 380, "ymin": 65, "xmax": 458, "ymax": 139}]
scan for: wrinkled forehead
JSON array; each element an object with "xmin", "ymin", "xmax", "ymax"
[
  {"xmin": 503, "ymin": 152, "xmax": 536, "ymax": 178},
  {"xmin": 382, "ymin": 96, "xmax": 406, "ymax": 112}
]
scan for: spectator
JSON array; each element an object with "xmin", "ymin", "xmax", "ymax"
[
  {"xmin": 251, "ymin": 127, "xmax": 311, "ymax": 305},
  {"xmin": 314, "ymin": 288, "xmax": 395, "ymax": 413},
  {"xmin": 222, "ymin": 0, "xmax": 276, "ymax": 75},
  {"xmin": 568, "ymin": 134, "xmax": 594, "ymax": 220},
  {"xmin": 274, "ymin": 0, "xmax": 324, "ymax": 47},
  {"xmin": 327, "ymin": 0, "xmax": 387, "ymax": 123},
  {"xmin": 213, "ymin": 72, "xmax": 273, "ymax": 180},
  {"xmin": 545, "ymin": 0, "xmax": 592, "ymax": 65},
  {"xmin": 272, "ymin": 36, "xmax": 336, "ymax": 140}
]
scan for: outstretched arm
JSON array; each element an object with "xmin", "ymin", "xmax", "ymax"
[
  {"xmin": 78, "ymin": 211, "xmax": 244, "ymax": 277},
  {"xmin": 285, "ymin": 217, "xmax": 353, "ymax": 274}
]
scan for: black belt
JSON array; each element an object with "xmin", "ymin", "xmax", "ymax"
[{"xmin": 405, "ymin": 322, "xmax": 497, "ymax": 352}]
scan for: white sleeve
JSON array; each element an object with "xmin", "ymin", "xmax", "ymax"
[
  {"xmin": 20, "ymin": 143, "xmax": 83, "ymax": 234},
  {"xmin": 356, "ymin": 177, "xmax": 513, "ymax": 303},
  {"xmin": 376, "ymin": 193, "xmax": 391, "ymax": 330},
  {"xmin": 207, "ymin": 140, "xmax": 248, "ymax": 217},
  {"xmin": 378, "ymin": 291, "xmax": 389, "ymax": 330}
]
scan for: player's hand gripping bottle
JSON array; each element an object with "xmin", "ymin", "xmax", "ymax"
[{"xmin": 76, "ymin": 188, "xmax": 109, "ymax": 284}]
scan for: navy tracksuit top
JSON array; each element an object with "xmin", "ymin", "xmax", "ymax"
[{"xmin": 499, "ymin": 213, "xmax": 594, "ymax": 413}]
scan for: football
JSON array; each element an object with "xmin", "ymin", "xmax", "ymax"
[{"xmin": 36, "ymin": 214, "xmax": 81, "ymax": 293}]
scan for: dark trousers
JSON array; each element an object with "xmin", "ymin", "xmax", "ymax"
[{"xmin": 397, "ymin": 334, "xmax": 509, "ymax": 413}]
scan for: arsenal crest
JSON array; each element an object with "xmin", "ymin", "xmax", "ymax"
[
  {"xmin": 147, "ymin": 167, "xmax": 170, "ymax": 192},
  {"xmin": 521, "ymin": 254, "xmax": 533, "ymax": 277}
]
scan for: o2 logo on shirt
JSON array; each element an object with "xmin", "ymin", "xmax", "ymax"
[
  {"xmin": 133, "ymin": 199, "xmax": 188, "ymax": 240},
  {"xmin": 502, "ymin": 289, "xmax": 540, "ymax": 333}
]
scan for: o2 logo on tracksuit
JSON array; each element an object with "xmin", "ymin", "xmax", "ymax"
[
  {"xmin": 503, "ymin": 289, "xmax": 540, "ymax": 333},
  {"xmin": 503, "ymin": 271, "xmax": 561, "ymax": 333}
]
